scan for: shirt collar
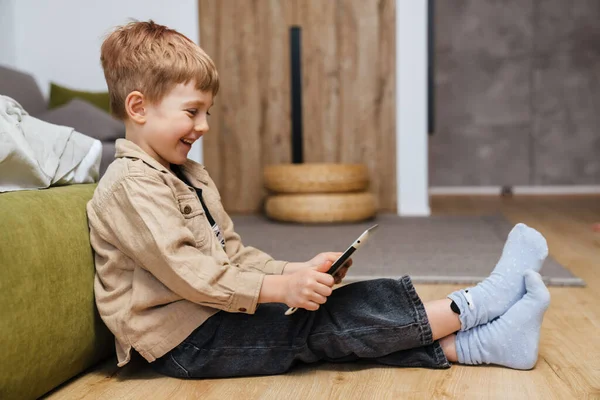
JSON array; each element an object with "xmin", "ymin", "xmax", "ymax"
[{"xmin": 115, "ymin": 138, "xmax": 209, "ymax": 184}]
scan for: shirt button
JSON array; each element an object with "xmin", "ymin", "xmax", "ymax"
[
  {"xmin": 238, "ymin": 308, "xmax": 247, "ymax": 312},
  {"xmin": 183, "ymin": 205, "xmax": 192, "ymax": 214}
]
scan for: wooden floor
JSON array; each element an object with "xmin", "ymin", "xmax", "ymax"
[{"xmin": 45, "ymin": 195, "xmax": 600, "ymax": 400}]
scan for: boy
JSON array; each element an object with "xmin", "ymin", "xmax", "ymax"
[{"xmin": 87, "ymin": 20, "xmax": 551, "ymax": 378}]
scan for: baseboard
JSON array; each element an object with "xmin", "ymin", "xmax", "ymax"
[
  {"xmin": 429, "ymin": 186, "xmax": 500, "ymax": 195},
  {"xmin": 512, "ymin": 186, "xmax": 600, "ymax": 195},
  {"xmin": 429, "ymin": 185, "xmax": 600, "ymax": 196},
  {"xmin": 397, "ymin": 204, "xmax": 431, "ymax": 217}
]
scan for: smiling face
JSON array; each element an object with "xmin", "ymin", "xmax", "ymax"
[{"xmin": 127, "ymin": 81, "xmax": 214, "ymax": 169}]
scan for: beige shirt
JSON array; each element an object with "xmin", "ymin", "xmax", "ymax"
[{"xmin": 87, "ymin": 139, "xmax": 287, "ymax": 366}]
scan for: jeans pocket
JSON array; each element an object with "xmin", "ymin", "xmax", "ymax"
[
  {"xmin": 151, "ymin": 350, "xmax": 190, "ymax": 379},
  {"xmin": 169, "ymin": 352, "xmax": 190, "ymax": 378}
]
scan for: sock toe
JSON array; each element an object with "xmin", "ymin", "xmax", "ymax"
[
  {"xmin": 507, "ymin": 224, "xmax": 549, "ymax": 263},
  {"xmin": 524, "ymin": 270, "xmax": 551, "ymax": 310}
]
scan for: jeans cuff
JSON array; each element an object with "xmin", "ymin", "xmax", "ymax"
[{"xmin": 400, "ymin": 275, "xmax": 450, "ymax": 368}]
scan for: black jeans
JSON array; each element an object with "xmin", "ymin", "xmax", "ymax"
[{"xmin": 151, "ymin": 277, "xmax": 450, "ymax": 378}]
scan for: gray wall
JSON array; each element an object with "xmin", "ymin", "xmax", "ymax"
[{"xmin": 430, "ymin": 0, "xmax": 600, "ymax": 186}]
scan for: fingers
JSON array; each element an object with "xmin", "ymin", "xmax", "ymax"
[
  {"xmin": 314, "ymin": 271, "xmax": 335, "ymax": 287},
  {"xmin": 334, "ymin": 274, "xmax": 344, "ymax": 284},
  {"xmin": 333, "ymin": 262, "xmax": 351, "ymax": 283},
  {"xmin": 315, "ymin": 260, "xmax": 333, "ymax": 273},
  {"xmin": 297, "ymin": 289, "xmax": 327, "ymax": 310},
  {"xmin": 299, "ymin": 279, "xmax": 333, "ymax": 311},
  {"xmin": 310, "ymin": 292, "xmax": 328, "ymax": 305},
  {"xmin": 303, "ymin": 290, "xmax": 328, "ymax": 311},
  {"xmin": 313, "ymin": 282, "xmax": 333, "ymax": 297},
  {"xmin": 303, "ymin": 301, "xmax": 321, "ymax": 311},
  {"xmin": 316, "ymin": 252, "xmax": 342, "ymax": 266},
  {"xmin": 290, "ymin": 266, "xmax": 341, "ymax": 312},
  {"xmin": 325, "ymin": 251, "xmax": 343, "ymax": 260}
]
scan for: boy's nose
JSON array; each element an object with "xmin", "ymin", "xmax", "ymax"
[{"xmin": 194, "ymin": 120, "xmax": 209, "ymax": 133}]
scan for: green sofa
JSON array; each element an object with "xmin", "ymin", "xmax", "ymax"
[{"xmin": 0, "ymin": 184, "xmax": 114, "ymax": 400}]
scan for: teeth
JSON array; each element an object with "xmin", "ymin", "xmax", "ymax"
[{"xmin": 181, "ymin": 139, "xmax": 193, "ymax": 145}]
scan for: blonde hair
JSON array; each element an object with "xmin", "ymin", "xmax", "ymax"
[{"xmin": 100, "ymin": 20, "xmax": 219, "ymax": 120}]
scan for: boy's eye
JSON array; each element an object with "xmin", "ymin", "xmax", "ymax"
[{"xmin": 186, "ymin": 109, "xmax": 211, "ymax": 117}]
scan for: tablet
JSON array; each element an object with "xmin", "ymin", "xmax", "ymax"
[
  {"xmin": 284, "ymin": 224, "xmax": 379, "ymax": 315},
  {"xmin": 325, "ymin": 224, "xmax": 379, "ymax": 276}
]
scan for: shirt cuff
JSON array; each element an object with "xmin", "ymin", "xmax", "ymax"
[
  {"xmin": 263, "ymin": 260, "xmax": 288, "ymax": 275},
  {"xmin": 229, "ymin": 270, "xmax": 264, "ymax": 314}
]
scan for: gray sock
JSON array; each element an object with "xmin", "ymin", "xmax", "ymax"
[
  {"xmin": 448, "ymin": 223, "xmax": 548, "ymax": 331},
  {"xmin": 455, "ymin": 270, "xmax": 550, "ymax": 370}
]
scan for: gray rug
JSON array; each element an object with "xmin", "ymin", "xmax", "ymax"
[{"xmin": 231, "ymin": 214, "xmax": 585, "ymax": 286}]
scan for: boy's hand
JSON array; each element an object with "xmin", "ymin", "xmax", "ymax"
[
  {"xmin": 282, "ymin": 261, "xmax": 335, "ymax": 311},
  {"xmin": 307, "ymin": 252, "xmax": 353, "ymax": 284},
  {"xmin": 283, "ymin": 252, "xmax": 353, "ymax": 284}
]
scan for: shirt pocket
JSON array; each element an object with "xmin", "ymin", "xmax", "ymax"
[{"xmin": 177, "ymin": 194, "xmax": 210, "ymax": 248}]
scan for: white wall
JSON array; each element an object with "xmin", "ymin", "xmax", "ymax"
[
  {"xmin": 0, "ymin": 0, "xmax": 17, "ymax": 68},
  {"xmin": 396, "ymin": 0, "xmax": 430, "ymax": 216},
  {"xmin": 7, "ymin": 0, "xmax": 203, "ymax": 162}
]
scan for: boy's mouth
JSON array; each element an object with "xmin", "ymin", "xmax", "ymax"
[{"xmin": 180, "ymin": 138, "xmax": 194, "ymax": 146}]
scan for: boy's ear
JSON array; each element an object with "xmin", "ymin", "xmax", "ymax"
[{"xmin": 125, "ymin": 91, "xmax": 146, "ymax": 123}]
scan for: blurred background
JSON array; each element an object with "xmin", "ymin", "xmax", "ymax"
[{"xmin": 1, "ymin": 0, "xmax": 598, "ymax": 214}]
